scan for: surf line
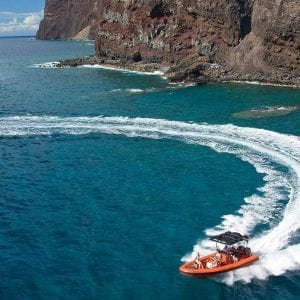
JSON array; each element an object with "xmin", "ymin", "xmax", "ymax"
[
  {"xmin": 31, "ymin": 61, "xmax": 165, "ymax": 76},
  {"xmin": 0, "ymin": 115, "xmax": 299, "ymax": 284}
]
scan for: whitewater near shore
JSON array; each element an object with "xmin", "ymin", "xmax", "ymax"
[{"xmin": 33, "ymin": 58, "xmax": 300, "ymax": 88}]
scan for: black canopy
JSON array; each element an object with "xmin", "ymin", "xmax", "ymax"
[{"xmin": 209, "ymin": 231, "xmax": 249, "ymax": 245}]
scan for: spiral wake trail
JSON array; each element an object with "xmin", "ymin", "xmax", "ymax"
[{"xmin": 1, "ymin": 115, "xmax": 299, "ymax": 284}]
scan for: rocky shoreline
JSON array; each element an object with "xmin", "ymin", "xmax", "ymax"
[
  {"xmin": 56, "ymin": 55, "xmax": 300, "ymax": 88},
  {"xmin": 37, "ymin": 1, "xmax": 300, "ymax": 88}
]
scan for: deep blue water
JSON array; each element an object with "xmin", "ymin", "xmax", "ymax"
[{"xmin": 0, "ymin": 37, "xmax": 300, "ymax": 299}]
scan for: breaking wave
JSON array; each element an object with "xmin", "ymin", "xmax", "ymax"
[
  {"xmin": 79, "ymin": 64, "xmax": 164, "ymax": 76},
  {"xmin": 0, "ymin": 115, "xmax": 299, "ymax": 284},
  {"xmin": 124, "ymin": 88, "xmax": 147, "ymax": 93},
  {"xmin": 225, "ymin": 80, "xmax": 299, "ymax": 88},
  {"xmin": 109, "ymin": 88, "xmax": 146, "ymax": 94},
  {"xmin": 31, "ymin": 62, "xmax": 61, "ymax": 68},
  {"xmin": 110, "ymin": 87, "xmax": 173, "ymax": 94},
  {"xmin": 31, "ymin": 62, "xmax": 165, "ymax": 76}
]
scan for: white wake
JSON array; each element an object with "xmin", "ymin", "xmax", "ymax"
[{"xmin": 0, "ymin": 115, "xmax": 299, "ymax": 284}]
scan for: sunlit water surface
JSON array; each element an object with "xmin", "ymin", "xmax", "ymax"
[{"xmin": 0, "ymin": 37, "xmax": 300, "ymax": 299}]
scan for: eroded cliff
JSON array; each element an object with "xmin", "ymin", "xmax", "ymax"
[{"xmin": 37, "ymin": 0, "xmax": 300, "ymax": 85}]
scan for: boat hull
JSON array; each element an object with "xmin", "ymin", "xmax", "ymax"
[{"xmin": 179, "ymin": 253, "xmax": 259, "ymax": 278}]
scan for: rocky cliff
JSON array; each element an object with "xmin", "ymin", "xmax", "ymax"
[
  {"xmin": 37, "ymin": 0, "xmax": 101, "ymax": 40},
  {"xmin": 37, "ymin": 0, "xmax": 300, "ymax": 85}
]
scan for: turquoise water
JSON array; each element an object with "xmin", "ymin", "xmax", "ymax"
[{"xmin": 0, "ymin": 37, "xmax": 300, "ymax": 299}]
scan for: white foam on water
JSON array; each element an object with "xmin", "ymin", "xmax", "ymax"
[
  {"xmin": 79, "ymin": 64, "xmax": 164, "ymax": 76},
  {"xmin": 226, "ymin": 80, "xmax": 299, "ymax": 88},
  {"xmin": 108, "ymin": 87, "xmax": 179, "ymax": 95},
  {"xmin": 31, "ymin": 62, "xmax": 60, "ymax": 68},
  {"xmin": 126, "ymin": 88, "xmax": 145, "ymax": 93},
  {"xmin": 0, "ymin": 115, "xmax": 299, "ymax": 284},
  {"xmin": 31, "ymin": 62, "xmax": 165, "ymax": 76},
  {"xmin": 109, "ymin": 88, "xmax": 155, "ymax": 94},
  {"xmin": 249, "ymin": 106, "xmax": 299, "ymax": 113}
]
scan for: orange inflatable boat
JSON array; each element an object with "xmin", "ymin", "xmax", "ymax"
[{"xmin": 179, "ymin": 231, "xmax": 259, "ymax": 278}]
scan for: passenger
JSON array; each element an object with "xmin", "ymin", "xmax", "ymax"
[
  {"xmin": 207, "ymin": 256, "xmax": 218, "ymax": 268},
  {"xmin": 224, "ymin": 245, "xmax": 235, "ymax": 256},
  {"xmin": 226, "ymin": 253, "xmax": 233, "ymax": 264},
  {"xmin": 228, "ymin": 246, "xmax": 236, "ymax": 259},
  {"xmin": 223, "ymin": 245, "xmax": 233, "ymax": 264},
  {"xmin": 194, "ymin": 252, "xmax": 203, "ymax": 269},
  {"xmin": 223, "ymin": 245, "xmax": 229, "ymax": 253},
  {"xmin": 215, "ymin": 251, "xmax": 222, "ymax": 265},
  {"xmin": 206, "ymin": 261, "xmax": 213, "ymax": 269},
  {"xmin": 238, "ymin": 245, "xmax": 245, "ymax": 252},
  {"xmin": 245, "ymin": 247, "xmax": 252, "ymax": 256}
]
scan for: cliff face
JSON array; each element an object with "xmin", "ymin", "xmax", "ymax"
[
  {"xmin": 37, "ymin": 0, "xmax": 300, "ymax": 85},
  {"xmin": 228, "ymin": 0, "xmax": 300, "ymax": 81},
  {"xmin": 37, "ymin": 0, "xmax": 101, "ymax": 40}
]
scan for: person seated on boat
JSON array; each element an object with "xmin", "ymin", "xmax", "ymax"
[
  {"xmin": 237, "ymin": 245, "xmax": 246, "ymax": 257},
  {"xmin": 223, "ymin": 245, "xmax": 229, "ymax": 253},
  {"xmin": 223, "ymin": 245, "xmax": 234, "ymax": 259},
  {"xmin": 237, "ymin": 245, "xmax": 245, "ymax": 252},
  {"xmin": 223, "ymin": 245, "xmax": 235, "ymax": 254},
  {"xmin": 245, "ymin": 247, "xmax": 252, "ymax": 256},
  {"xmin": 194, "ymin": 252, "xmax": 203, "ymax": 269},
  {"xmin": 230, "ymin": 246, "xmax": 238, "ymax": 258},
  {"xmin": 232, "ymin": 254, "xmax": 238, "ymax": 262},
  {"xmin": 225, "ymin": 252, "xmax": 233, "ymax": 264},
  {"xmin": 215, "ymin": 251, "xmax": 222, "ymax": 265},
  {"xmin": 206, "ymin": 261, "xmax": 214, "ymax": 269},
  {"xmin": 206, "ymin": 255, "xmax": 219, "ymax": 269}
]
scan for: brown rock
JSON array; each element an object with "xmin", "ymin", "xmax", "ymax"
[
  {"xmin": 132, "ymin": 51, "xmax": 142, "ymax": 62},
  {"xmin": 37, "ymin": 0, "xmax": 300, "ymax": 86}
]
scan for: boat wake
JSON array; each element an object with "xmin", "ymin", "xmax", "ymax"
[{"xmin": 0, "ymin": 115, "xmax": 299, "ymax": 284}]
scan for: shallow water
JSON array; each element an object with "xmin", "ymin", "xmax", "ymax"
[
  {"xmin": 0, "ymin": 37, "xmax": 300, "ymax": 299},
  {"xmin": 233, "ymin": 106, "xmax": 300, "ymax": 119}
]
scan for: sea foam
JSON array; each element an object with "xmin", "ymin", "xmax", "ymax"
[
  {"xmin": 31, "ymin": 62, "xmax": 165, "ymax": 77},
  {"xmin": 31, "ymin": 62, "xmax": 60, "ymax": 68},
  {"xmin": 0, "ymin": 115, "xmax": 299, "ymax": 284},
  {"xmin": 79, "ymin": 64, "xmax": 164, "ymax": 76}
]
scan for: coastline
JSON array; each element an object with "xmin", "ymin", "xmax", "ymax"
[
  {"xmin": 34, "ymin": 55, "xmax": 300, "ymax": 89},
  {"xmin": 224, "ymin": 80, "xmax": 300, "ymax": 89},
  {"xmin": 79, "ymin": 64, "xmax": 166, "ymax": 77}
]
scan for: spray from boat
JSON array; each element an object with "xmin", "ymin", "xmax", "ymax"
[{"xmin": 0, "ymin": 115, "xmax": 299, "ymax": 284}]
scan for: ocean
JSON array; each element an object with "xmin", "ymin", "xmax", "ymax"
[{"xmin": 0, "ymin": 37, "xmax": 299, "ymax": 299}]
